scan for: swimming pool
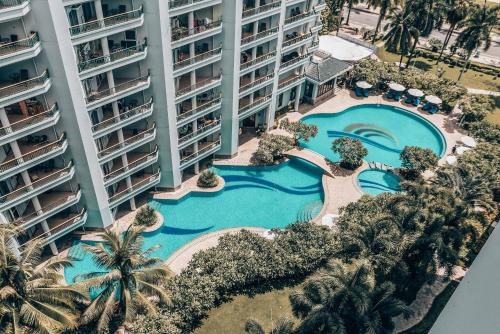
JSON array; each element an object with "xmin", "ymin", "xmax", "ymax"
[
  {"xmin": 64, "ymin": 158, "xmax": 324, "ymax": 283},
  {"xmin": 357, "ymin": 169, "xmax": 401, "ymax": 195},
  {"xmin": 301, "ymin": 104, "xmax": 446, "ymax": 167}
]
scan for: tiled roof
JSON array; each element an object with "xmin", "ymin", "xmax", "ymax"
[{"xmin": 305, "ymin": 56, "xmax": 353, "ymax": 84}]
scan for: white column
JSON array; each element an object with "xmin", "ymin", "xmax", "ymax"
[{"xmin": 294, "ymin": 84, "xmax": 302, "ymax": 111}]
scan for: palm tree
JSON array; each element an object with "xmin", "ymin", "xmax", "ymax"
[
  {"xmin": 0, "ymin": 232, "xmax": 85, "ymax": 334},
  {"xmin": 383, "ymin": 7, "xmax": 420, "ymax": 67},
  {"xmin": 436, "ymin": 0, "xmax": 472, "ymax": 63},
  {"xmin": 369, "ymin": 0, "xmax": 401, "ymax": 43},
  {"xmin": 75, "ymin": 226, "xmax": 173, "ymax": 333},
  {"xmin": 245, "ymin": 317, "xmax": 295, "ymax": 334},
  {"xmin": 454, "ymin": 3, "xmax": 499, "ymax": 81},
  {"xmin": 290, "ymin": 260, "xmax": 410, "ymax": 334},
  {"xmin": 345, "ymin": 0, "xmax": 361, "ymax": 26}
]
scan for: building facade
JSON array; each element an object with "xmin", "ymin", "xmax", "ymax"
[{"xmin": 0, "ymin": 0, "xmax": 326, "ymax": 254}]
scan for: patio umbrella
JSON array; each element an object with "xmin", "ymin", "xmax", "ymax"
[
  {"xmin": 262, "ymin": 230, "xmax": 275, "ymax": 240},
  {"xmin": 407, "ymin": 88, "xmax": 424, "ymax": 97},
  {"xmin": 388, "ymin": 82, "xmax": 406, "ymax": 92},
  {"xmin": 456, "ymin": 146, "xmax": 471, "ymax": 155},
  {"xmin": 446, "ymin": 155, "xmax": 457, "ymax": 165},
  {"xmin": 356, "ymin": 81, "xmax": 372, "ymax": 89},
  {"xmin": 460, "ymin": 135, "xmax": 477, "ymax": 148},
  {"xmin": 425, "ymin": 95, "xmax": 442, "ymax": 105}
]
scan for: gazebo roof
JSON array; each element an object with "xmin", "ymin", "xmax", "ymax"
[{"xmin": 305, "ymin": 54, "xmax": 353, "ymax": 84}]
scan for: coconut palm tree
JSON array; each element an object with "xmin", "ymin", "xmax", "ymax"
[
  {"xmin": 0, "ymin": 231, "xmax": 85, "ymax": 334},
  {"xmin": 345, "ymin": 0, "xmax": 361, "ymax": 26},
  {"xmin": 245, "ymin": 317, "xmax": 295, "ymax": 334},
  {"xmin": 75, "ymin": 226, "xmax": 173, "ymax": 333},
  {"xmin": 369, "ymin": 0, "xmax": 402, "ymax": 43},
  {"xmin": 454, "ymin": 3, "xmax": 499, "ymax": 81},
  {"xmin": 290, "ymin": 260, "xmax": 409, "ymax": 334},
  {"xmin": 436, "ymin": 0, "xmax": 472, "ymax": 63},
  {"xmin": 383, "ymin": 7, "xmax": 420, "ymax": 67}
]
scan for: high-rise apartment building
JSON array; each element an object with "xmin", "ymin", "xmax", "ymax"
[{"xmin": 0, "ymin": 0, "xmax": 325, "ymax": 254}]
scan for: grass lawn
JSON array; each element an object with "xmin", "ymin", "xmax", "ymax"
[
  {"xmin": 486, "ymin": 107, "xmax": 500, "ymax": 125},
  {"xmin": 375, "ymin": 47, "xmax": 500, "ymax": 92},
  {"xmin": 401, "ymin": 280, "xmax": 460, "ymax": 334},
  {"xmin": 193, "ymin": 287, "xmax": 297, "ymax": 334}
]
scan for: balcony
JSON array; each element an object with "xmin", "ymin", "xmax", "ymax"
[
  {"xmin": 108, "ymin": 170, "xmax": 161, "ymax": 208},
  {"xmin": 171, "ymin": 20, "xmax": 222, "ymax": 47},
  {"xmin": 240, "ymin": 51, "xmax": 277, "ymax": 74},
  {"xmin": 278, "ymin": 73, "xmax": 306, "ymax": 92},
  {"xmin": 177, "ymin": 97, "xmax": 221, "ymax": 127},
  {"xmin": 279, "ymin": 53, "xmax": 310, "ymax": 72},
  {"xmin": 103, "ymin": 146, "xmax": 159, "ymax": 186},
  {"xmin": 0, "ymin": 0, "xmax": 30, "ymax": 23},
  {"xmin": 0, "ymin": 133, "xmax": 67, "ymax": 180},
  {"xmin": 0, "ymin": 162, "xmax": 75, "ymax": 210},
  {"xmin": 13, "ymin": 189, "xmax": 82, "ymax": 231},
  {"xmin": 284, "ymin": 11, "xmax": 315, "ymax": 29},
  {"xmin": 239, "ymin": 73, "xmax": 274, "ymax": 96},
  {"xmin": 0, "ymin": 70, "xmax": 51, "ymax": 108},
  {"xmin": 69, "ymin": 7, "xmax": 144, "ymax": 44},
  {"xmin": 241, "ymin": 27, "xmax": 279, "ymax": 48},
  {"xmin": 0, "ymin": 33, "xmax": 41, "ymax": 68},
  {"xmin": 282, "ymin": 32, "xmax": 313, "ymax": 51},
  {"xmin": 97, "ymin": 124, "xmax": 156, "ymax": 163},
  {"xmin": 242, "ymin": 1, "xmax": 281, "ymax": 23},
  {"xmin": 78, "ymin": 42, "xmax": 148, "ymax": 79},
  {"xmin": 178, "ymin": 118, "xmax": 221, "ymax": 149},
  {"xmin": 22, "ymin": 210, "xmax": 87, "ymax": 247},
  {"xmin": 308, "ymin": 40, "xmax": 319, "ymax": 53},
  {"xmin": 180, "ymin": 139, "xmax": 221, "ymax": 170},
  {"xmin": 169, "ymin": 0, "xmax": 222, "ymax": 16},
  {"xmin": 92, "ymin": 99, "xmax": 153, "ymax": 138},
  {"xmin": 0, "ymin": 104, "xmax": 59, "ymax": 146},
  {"xmin": 85, "ymin": 74, "xmax": 150, "ymax": 110},
  {"xmin": 173, "ymin": 47, "xmax": 222, "ymax": 76},
  {"xmin": 238, "ymin": 95, "xmax": 272, "ymax": 119},
  {"xmin": 175, "ymin": 75, "xmax": 221, "ymax": 101}
]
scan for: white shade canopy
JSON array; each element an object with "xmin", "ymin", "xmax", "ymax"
[
  {"xmin": 461, "ymin": 135, "xmax": 477, "ymax": 148},
  {"xmin": 456, "ymin": 146, "xmax": 471, "ymax": 155},
  {"xmin": 356, "ymin": 81, "xmax": 372, "ymax": 89},
  {"xmin": 388, "ymin": 82, "xmax": 406, "ymax": 92},
  {"xmin": 446, "ymin": 155, "xmax": 458, "ymax": 165},
  {"xmin": 407, "ymin": 88, "xmax": 424, "ymax": 97},
  {"xmin": 262, "ymin": 230, "xmax": 275, "ymax": 240},
  {"xmin": 425, "ymin": 95, "xmax": 443, "ymax": 104}
]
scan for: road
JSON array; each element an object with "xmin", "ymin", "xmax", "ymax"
[{"xmin": 344, "ymin": 7, "xmax": 500, "ymax": 64}]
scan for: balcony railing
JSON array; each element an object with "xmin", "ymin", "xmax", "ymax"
[
  {"xmin": 0, "ymin": 0, "xmax": 27, "ymax": 8},
  {"xmin": 180, "ymin": 139, "xmax": 220, "ymax": 166},
  {"xmin": 241, "ymin": 26, "xmax": 279, "ymax": 45},
  {"xmin": 0, "ymin": 70, "xmax": 49, "ymax": 101},
  {"xmin": 85, "ymin": 73, "xmax": 149, "ymax": 104},
  {"xmin": 284, "ymin": 11, "xmax": 313, "ymax": 25},
  {"xmin": 173, "ymin": 47, "xmax": 222, "ymax": 71},
  {"xmin": 242, "ymin": 1, "xmax": 281, "ymax": 18},
  {"xmin": 0, "ymin": 104, "xmax": 57, "ymax": 137},
  {"xmin": 0, "ymin": 162, "xmax": 73, "ymax": 205},
  {"xmin": 0, "ymin": 32, "xmax": 39, "ymax": 57},
  {"xmin": 171, "ymin": 20, "xmax": 222, "ymax": 42},
  {"xmin": 278, "ymin": 73, "xmax": 305, "ymax": 89},
  {"xmin": 97, "ymin": 124, "xmax": 156, "ymax": 159},
  {"xmin": 78, "ymin": 42, "xmax": 147, "ymax": 72},
  {"xmin": 0, "ymin": 133, "xmax": 66, "ymax": 173},
  {"xmin": 178, "ymin": 118, "xmax": 220, "ymax": 144},
  {"xmin": 91, "ymin": 98, "xmax": 153, "ymax": 133},
  {"xmin": 108, "ymin": 170, "xmax": 160, "ymax": 204},
  {"xmin": 239, "ymin": 73, "xmax": 274, "ymax": 93},
  {"xmin": 239, "ymin": 95, "xmax": 272, "ymax": 114},
  {"xmin": 282, "ymin": 32, "xmax": 313, "ymax": 48},
  {"xmin": 176, "ymin": 75, "xmax": 221, "ymax": 97},
  {"xmin": 168, "ymin": 0, "xmax": 207, "ymax": 10},
  {"xmin": 177, "ymin": 97, "xmax": 221, "ymax": 122},
  {"xmin": 240, "ymin": 51, "xmax": 276, "ymax": 70},
  {"xmin": 103, "ymin": 146, "xmax": 158, "ymax": 183},
  {"xmin": 69, "ymin": 6, "xmax": 143, "ymax": 36},
  {"xmin": 280, "ymin": 53, "xmax": 310, "ymax": 69}
]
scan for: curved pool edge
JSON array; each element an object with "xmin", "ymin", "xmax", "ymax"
[
  {"xmin": 152, "ymin": 175, "xmax": 225, "ymax": 201},
  {"xmin": 357, "ymin": 168, "xmax": 402, "ymax": 196}
]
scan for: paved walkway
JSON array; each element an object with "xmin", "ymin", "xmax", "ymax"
[
  {"xmin": 285, "ymin": 148, "xmax": 335, "ymax": 177},
  {"xmin": 467, "ymin": 88, "xmax": 500, "ymax": 96},
  {"xmin": 152, "ymin": 175, "xmax": 224, "ymax": 200}
]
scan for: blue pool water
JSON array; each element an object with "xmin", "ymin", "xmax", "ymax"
[
  {"xmin": 357, "ymin": 169, "xmax": 401, "ymax": 195},
  {"xmin": 301, "ymin": 104, "xmax": 446, "ymax": 167},
  {"xmin": 64, "ymin": 158, "xmax": 324, "ymax": 283}
]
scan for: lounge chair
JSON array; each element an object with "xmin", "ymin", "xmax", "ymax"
[
  {"xmin": 362, "ymin": 89, "xmax": 369, "ymax": 97},
  {"xmin": 355, "ymin": 87, "xmax": 362, "ymax": 97},
  {"xmin": 405, "ymin": 95, "xmax": 413, "ymax": 104},
  {"xmin": 412, "ymin": 97, "xmax": 421, "ymax": 106},
  {"xmin": 386, "ymin": 91, "xmax": 395, "ymax": 99},
  {"xmin": 393, "ymin": 92, "xmax": 402, "ymax": 100}
]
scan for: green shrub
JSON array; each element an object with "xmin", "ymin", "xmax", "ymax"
[
  {"xmin": 460, "ymin": 94, "xmax": 498, "ymax": 123},
  {"xmin": 332, "ymin": 137, "xmax": 368, "ymax": 169},
  {"xmin": 133, "ymin": 205, "xmax": 158, "ymax": 227},
  {"xmin": 197, "ymin": 169, "xmax": 218, "ymax": 188},
  {"xmin": 467, "ymin": 120, "xmax": 500, "ymax": 144},
  {"xmin": 252, "ymin": 134, "xmax": 295, "ymax": 165},
  {"xmin": 400, "ymin": 146, "xmax": 439, "ymax": 177}
]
